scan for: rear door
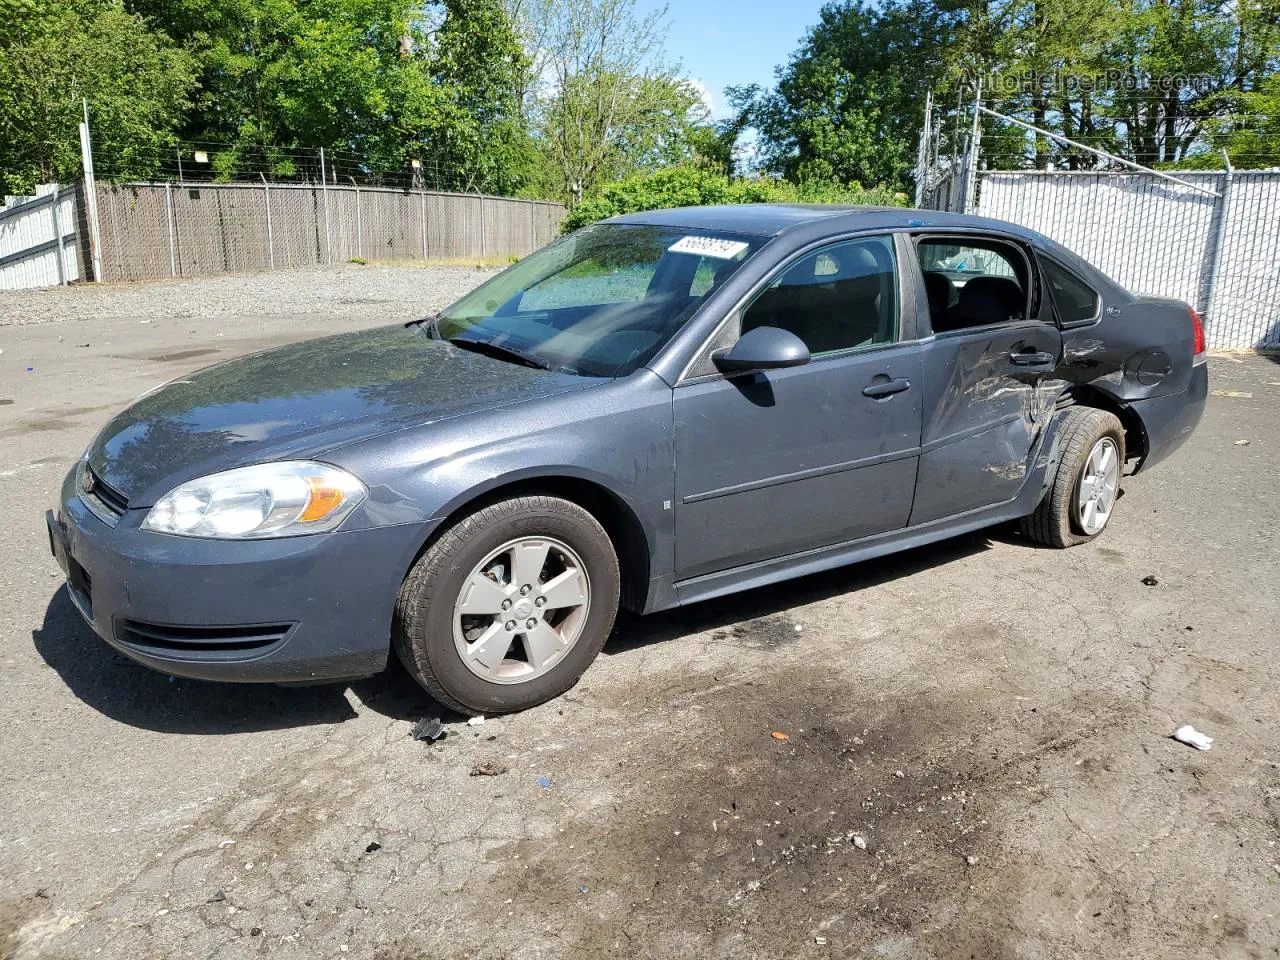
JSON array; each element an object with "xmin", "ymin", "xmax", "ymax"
[
  {"xmin": 672, "ymin": 233, "xmax": 923, "ymax": 580},
  {"xmin": 908, "ymin": 233, "xmax": 1063, "ymax": 525}
]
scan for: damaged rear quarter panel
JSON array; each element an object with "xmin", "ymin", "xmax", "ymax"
[{"xmin": 1038, "ymin": 238, "xmax": 1197, "ymax": 405}]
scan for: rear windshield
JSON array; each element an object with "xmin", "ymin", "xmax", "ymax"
[{"xmin": 433, "ymin": 223, "xmax": 764, "ymax": 377}]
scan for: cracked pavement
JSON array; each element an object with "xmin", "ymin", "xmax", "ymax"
[{"xmin": 2, "ymin": 269, "xmax": 1279, "ymax": 959}]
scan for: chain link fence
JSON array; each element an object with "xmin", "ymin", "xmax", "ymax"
[
  {"xmin": 93, "ymin": 182, "xmax": 565, "ymax": 283},
  {"xmin": 975, "ymin": 170, "xmax": 1279, "ymax": 350}
]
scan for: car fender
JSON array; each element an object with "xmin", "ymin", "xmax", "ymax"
[{"xmin": 327, "ymin": 370, "xmax": 677, "ymax": 599}]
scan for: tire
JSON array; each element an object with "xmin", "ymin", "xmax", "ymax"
[
  {"xmin": 1020, "ymin": 406, "xmax": 1126, "ymax": 548},
  {"xmin": 393, "ymin": 495, "xmax": 620, "ymax": 715}
]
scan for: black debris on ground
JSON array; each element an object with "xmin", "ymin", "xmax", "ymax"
[{"xmin": 411, "ymin": 716, "xmax": 446, "ymax": 742}]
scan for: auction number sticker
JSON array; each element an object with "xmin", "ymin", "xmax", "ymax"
[{"xmin": 667, "ymin": 236, "xmax": 750, "ymax": 259}]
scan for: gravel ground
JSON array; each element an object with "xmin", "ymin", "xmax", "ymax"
[
  {"xmin": 1, "ymin": 270, "xmax": 1279, "ymax": 960},
  {"xmin": 0, "ymin": 263, "xmax": 498, "ymax": 328}
]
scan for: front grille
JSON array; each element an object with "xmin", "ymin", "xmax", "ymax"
[
  {"xmin": 115, "ymin": 619, "xmax": 295, "ymax": 656},
  {"xmin": 91, "ymin": 472, "xmax": 129, "ymax": 514},
  {"xmin": 80, "ymin": 466, "xmax": 129, "ymax": 527}
]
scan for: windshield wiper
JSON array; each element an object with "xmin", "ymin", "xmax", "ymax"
[
  {"xmin": 447, "ymin": 336, "xmax": 552, "ymax": 370},
  {"xmin": 406, "ymin": 313, "xmax": 443, "ymax": 338}
]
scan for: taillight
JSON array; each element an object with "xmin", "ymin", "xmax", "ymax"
[{"xmin": 1189, "ymin": 305, "xmax": 1206, "ymax": 357}]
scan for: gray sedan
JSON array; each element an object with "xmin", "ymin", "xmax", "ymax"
[{"xmin": 47, "ymin": 204, "xmax": 1208, "ymax": 714}]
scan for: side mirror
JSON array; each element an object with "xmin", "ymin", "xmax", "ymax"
[{"xmin": 714, "ymin": 326, "xmax": 810, "ymax": 373}]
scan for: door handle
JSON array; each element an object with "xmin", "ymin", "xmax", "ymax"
[
  {"xmin": 1009, "ymin": 350, "xmax": 1055, "ymax": 367},
  {"xmin": 862, "ymin": 377, "xmax": 911, "ymax": 399}
]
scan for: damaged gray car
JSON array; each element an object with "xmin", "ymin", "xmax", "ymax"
[{"xmin": 48, "ymin": 204, "xmax": 1207, "ymax": 714}]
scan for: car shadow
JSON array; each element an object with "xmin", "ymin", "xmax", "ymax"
[
  {"xmin": 605, "ymin": 529, "xmax": 997, "ymax": 655},
  {"xmin": 33, "ymin": 529, "xmax": 1002, "ymax": 734},
  {"xmin": 32, "ymin": 585, "xmax": 444, "ymax": 735}
]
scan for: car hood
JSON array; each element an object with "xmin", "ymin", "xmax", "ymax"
[{"xmin": 86, "ymin": 325, "xmax": 597, "ymax": 505}]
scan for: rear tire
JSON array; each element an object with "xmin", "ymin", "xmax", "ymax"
[
  {"xmin": 393, "ymin": 495, "xmax": 620, "ymax": 715},
  {"xmin": 1020, "ymin": 406, "xmax": 1125, "ymax": 548}
]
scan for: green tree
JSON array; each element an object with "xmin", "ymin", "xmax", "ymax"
[
  {"xmin": 518, "ymin": 0, "xmax": 710, "ymax": 203},
  {"xmin": 376, "ymin": 0, "xmax": 533, "ymax": 192},
  {"xmin": 0, "ymin": 0, "xmax": 195, "ymax": 194},
  {"xmin": 949, "ymin": 0, "xmax": 1280, "ymax": 170},
  {"xmin": 751, "ymin": 0, "xmax": 956, "ymax": 192},
  {"xmin": 1202, "ymin": 71, "xmax": 1280, "ymax": 167},
  {"xmin": 126, "ymin": 0, "xmax": 531, "ymax": 190},
  {"xmin": 560, "ymin": 165, "xmax": 907, "ymax": 232},
  {"xmin": 685, "ymin": 84, "xmax": 759, "ymax": 177}
]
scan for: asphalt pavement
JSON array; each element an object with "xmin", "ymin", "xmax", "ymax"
[{"xmin": 1, "ymin": 267, "xmax": 1278, "ymax": 959}]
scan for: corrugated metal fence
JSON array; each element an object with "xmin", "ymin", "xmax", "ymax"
[
  {"xmin": 94, "ymin": 182, "xmax": 565, "ymax": 283},
  {"xmin": 0, "ymin": 186, "xmax": 83, "ymax": 290},
  {"xmin": 975, "ymin": 170, "xmax": 1280, "ymax": 350}
]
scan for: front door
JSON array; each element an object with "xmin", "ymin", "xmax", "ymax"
[
  {"xmin": 673, "ymin": 234, "xmax": 923, "ymax": 581},
  {"xmin": 909, "ymin": 234, "xmax": 1064, "ymax": 525}
]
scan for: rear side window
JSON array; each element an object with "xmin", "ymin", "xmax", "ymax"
[
  {"xmin": 916, "ymin": 238, "xmax": 1028, "ymax": 333},
  {"xmin": 1041, "ymin": 258, "xmax": 1100, "ymax": 325},
  {"xmin": 740, "ymin": 235, "xmax": 898, "ymax": 356}
]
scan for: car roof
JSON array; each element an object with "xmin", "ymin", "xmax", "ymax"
[{"xmin": 605, "ymin": 203, "xmax": 1045, "ymax": 243}]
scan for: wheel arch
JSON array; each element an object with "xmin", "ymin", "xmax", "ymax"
[
  {"xmin": 403, "ymin": 471, "xmax": 654, "ymax": 614},
  {"xmin": 1060, "ymin": 384, "xmax": 1148, "ymax": 467}
]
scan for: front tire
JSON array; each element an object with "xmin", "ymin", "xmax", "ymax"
[
  {"xmin": 393, "ymin": 495, "xmax": 620, "ymax": 715},
  {"xmin": 1020, "ymin": 406, "xmax": 1125, "ymax": 548}
]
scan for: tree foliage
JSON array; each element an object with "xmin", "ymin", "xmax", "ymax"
[
  {"xmin": 516, "ymin": 0, "xmax": 713, "ymax": 203},
  {"xmin": 0, "ymin": 0, "xmax": 195, "ymax": 194},
  {"xmin": 0, "ymin": 0, "xmax": 529, "ymax": 194},
  {"xmin": 3, "ymin": 0, "xmax": 1275, "ymax": 202},
  {"xmin": 974, "ymin": 0, "xmax": 1280, "ymax": 170},
  {"xmin": 560, "ymin": 165, "xmax": 908, "ymax": 232},
  {"xmin": 751, "ymin": 0, "xmax": 956, "ymax": 190},
  {"xmin": 745, "ymin": 0, "xmax": 1280, "ymax": 192},
  {"xmin": 124, "ymin": 0, "xmax": 530, "ymax": 191}
]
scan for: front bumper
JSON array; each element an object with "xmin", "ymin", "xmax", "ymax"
[
  {"xmin": 47, "ymin": 469, "xmax": 433, "ymax": 683},
  {"xmin": 1130, "ymin": 361, "xmax": 1209, "ymax": 473}
]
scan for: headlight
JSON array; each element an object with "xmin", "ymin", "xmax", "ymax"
[{"xmin": 141, "ymin": 461, "xmax": 366, "ymax": 539}]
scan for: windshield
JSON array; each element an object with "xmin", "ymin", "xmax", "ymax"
[{"xmin": 430, "ymin": 223, "xmax": 764, "ymax": 377}]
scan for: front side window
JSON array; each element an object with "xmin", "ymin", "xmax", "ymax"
[
  {"xmin": 433, "ymin": 224, "xmax": 762, "ymax": 378},
  {"xmin": 740, "ymin": 235, "xmax": 898, "ymax": 356},
  {"xmin": 1041, "ymin": 258, "xmax": 1100, "ymax": 325},
  {"xmin": 917, "ymin": 238, "xmax": 1029, "ymax": 332}
]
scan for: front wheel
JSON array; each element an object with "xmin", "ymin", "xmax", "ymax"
[
  {"xmin": 393, "ymin": 495, "xmax": 620, "ymax": 715},
  {"xmin": 1020, "ymin": 406, "xmax": 1125, "ymax": 548}
]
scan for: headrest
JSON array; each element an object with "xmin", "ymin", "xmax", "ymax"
[
  {"xmin": 921, "ymin": 271, "xmax": 957, "ymax": 314},
  {"xmin": 957, "ymin": 275, "xmax": 1023, "ymax": 320}
]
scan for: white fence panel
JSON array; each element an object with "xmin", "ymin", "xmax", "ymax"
[
  {"xmin": 976, "ymin": 170, "xmax": 1279, "ymax": 349},
  {"xmin": 1206, "ymin": 173, "xmax": 1280, "ymax": 351},
  {"xmin": 0, "ymin": 186, "xmax": 81, "ymax": 291}
]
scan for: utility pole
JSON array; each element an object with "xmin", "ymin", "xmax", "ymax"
[
  {"xmin": 261, "ymin": 173, "xmax": 274, "ymax": 269},
  {"xmin": 963, "ymin": 78, "xmax": 982, "ymax": 214},
  {"xmin": 1201, "ymin": 149, "xmax": 1234, "ymax": 338},
  {"xmin": 914, "ymin": 91, "xmax": 932, "ymax": 208},
  {"xmin": 78, "ymin": 98, "xmax": 103, "ymax": 282},
  {"xmin": 319, "ymin": 147, "xmax": 332, "ymax": 263}
]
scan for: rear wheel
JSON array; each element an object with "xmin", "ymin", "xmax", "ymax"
[
  {"xmin": 393, "ymin": 495, "xmax": 620, "ymax": 715},
  {"xmin": 1020, "ymin": 406, "xmax": 1125, "ymax": 548}
]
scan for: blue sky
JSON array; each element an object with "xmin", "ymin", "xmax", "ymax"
[{"xmin": 634, "ymin": 0, "xmax": 828, "ymax": 119}]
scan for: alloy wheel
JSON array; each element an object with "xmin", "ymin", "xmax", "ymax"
[
  {"xmin": 1076, "ymin": 436, "xmax": 1120, "ymax": 535},
  {"xmin": 452, "ymin": 536, "xmax": 591, "ymax": 684}
]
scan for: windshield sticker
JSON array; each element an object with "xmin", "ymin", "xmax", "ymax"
[{"xmin": 667, "ymin": 236, "xmax": 750, "ymax": 260}]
